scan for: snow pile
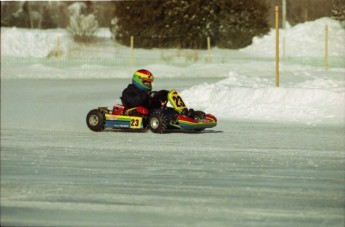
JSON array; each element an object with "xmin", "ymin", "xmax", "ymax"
[
  {"xmin": 242, "ymin": 18, "xmax": 345, "ymax": 57},
  {"xmin": 181, "ymin": 72, "xmax": 345, "ymax": 124},
  {"xmin": 1, "ymin": 27, "xmax": 111, "ymax": 58},
  {"xmin": 1, "ymin": 28, "xmax": 71, "ymax": 58}
]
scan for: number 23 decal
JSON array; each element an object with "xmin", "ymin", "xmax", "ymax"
[
  {"xmin": 130, "ymin": 119, "xmax": 139, "ymax": 127},
  {"xmin": 172, "ymin": 96, "xmax": 185, "ymax": 107}
]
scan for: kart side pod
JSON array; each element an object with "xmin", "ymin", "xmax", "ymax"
[
  {"xmin": 177, "ymin": 114, "xmax": 217, "ymax": 130},
  {"xmin": 86, "ymin": 107, "xmax": 147, "ymax": 132}
]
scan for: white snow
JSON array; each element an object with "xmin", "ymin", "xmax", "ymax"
[
  {"xmin": 241, "ymin": 18, "xmax": 345, "ymax": 57},
  {"xmin": 2, "ymin": 18, "xmax": 344, "ymax": 58},
  {"xmin": 1, "ymin": 27, "xmax": 71, "ymax": 58},
  {"xmin": 1, "ymin": 17, "xmax": 345, "ymax": 125},
  {"xmin": 181, "ymin": 74, "xmax": 344, "ymax": 124}
]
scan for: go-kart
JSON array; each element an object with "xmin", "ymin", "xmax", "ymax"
[{"xmin": 86, "ymin": 90, "xmax": 217, "ymax": 133}]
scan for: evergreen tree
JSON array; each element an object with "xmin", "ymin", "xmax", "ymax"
[
  {"xmin": 114, "ymin": 0, "xmax": 164, "ymax": 47},
  {"xmin": 161, "ymin": 0, "xmax": 219, "ymax": 48},
  {"xmin": 112, "ymin": 0, "xmax": 269, "ymax": 49},
  {"xmin": 217, "ymin": 0, "xmax": 269, "ymax": 48},
  {"xmin": 332, "ymin": 0, "xmax": 345, "ymax": 28}
]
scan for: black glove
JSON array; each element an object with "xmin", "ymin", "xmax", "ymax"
[
  {"xmin": 148, "ymin": 91, "xmax": 158, "ymax": 99},
  {"xmin": 157, "ymin": 90, "xmax": 169, "ymax": 102},
  {"xmin": 148, "ymin": 90, "xmax": 169, "ymax": 108}
]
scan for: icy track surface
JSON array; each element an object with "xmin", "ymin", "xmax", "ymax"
[
  {"xmin": 1, "ymin": 123, "xmax": 344, "ymax": 227},
  {"xmin": 1, "ymin": 79, "xmax": 345, "ymax": 226}
]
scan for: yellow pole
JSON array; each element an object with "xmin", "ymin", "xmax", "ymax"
[
  {"xmin": 282, "ymin": 0, "xmax": 286, "ymax": 29},
  {"xmin": 282, "ymin": 37, "xmax": 285, "ymax": 60},
  {"xmin": 275, "ymin": 6, "xmax": 280, "ymax": 87},
  {"xmin": 325, "ymin": 25, "xmax": 328, "ymax": 71},
  {"xmin": 57, "ymin": 36, "xmax": 61, "ymax": 58},
  {"xmin": 207, "ymin": 36, "xmax": 211, "ymax": 63},
  {"xmin": 282, "ymin": 0, "xmax": 286, "ymax": 60},
  {"xmin": 130, "ymin": 36, "xmax": 134, "ymax": 66}
]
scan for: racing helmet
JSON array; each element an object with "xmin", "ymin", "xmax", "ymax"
[{"xmin": 132, "ymin": 69, "xmax": 154, "ymax": 91}]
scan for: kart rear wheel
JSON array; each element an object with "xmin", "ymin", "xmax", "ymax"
[
  {"xmin": 86, "ymin": 109, "xmax": 105, "ymax": 132},
  {"xmin": 149, "ymin": 112, "xmax": 168, "ymax": 134}
]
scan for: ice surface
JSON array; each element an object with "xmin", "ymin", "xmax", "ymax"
[
  {"xmin": 1, "ymin": 17, "xmax": 345, "ymax": 226},
  {"xmin": 1, "ymin": 79, "xmax": 344, "ymax": 227},
  {"xmin": 1, "ymin": 122, "xmax": 345, "ymax": 226}
]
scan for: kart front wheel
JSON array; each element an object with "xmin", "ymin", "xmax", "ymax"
[
  {"xmin": 86, "ymin": 109, "xmax": 105, "ymax": 132},
  {"xmin": 194, "ymin": 111, "xmax": 206, "ymax": 121},
  {"xmin": 194, "ymin": 111, "xmax": 206, "ymax": 132},
  {"xmin": 149, "ymin": 112, "xmax": 168, "ymax": 134}
]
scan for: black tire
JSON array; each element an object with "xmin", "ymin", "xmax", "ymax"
[
  {"xmin": 86, "ymin": 109, "xmax": 105, "ymax": 132},
  {"xmin": 194, "ymin": 111, "xmax": 206, "ymax": 131},
  {"xmin": 188, "ymin": 108, "xmax": 195, "ymax": 118},
  {"xmin": 148, "ymin": 112, "xmax": 168, "ymax": 134},
  {"xmin": 181, "ymin": 108, "xmax": 188, "ymax": 116},
  {"xmin": 194, "ymin": 111, "xmax": 206, "ymax": 121}
]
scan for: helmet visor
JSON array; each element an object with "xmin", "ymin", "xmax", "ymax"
[{"xmin": 143, "ymin": 81, "xmax": 152, "ymax": 89}]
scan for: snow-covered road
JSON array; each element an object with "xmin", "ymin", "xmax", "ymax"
[{"xmin": 1, "ymin": 79, "xmax": 344, "ymax": 226}]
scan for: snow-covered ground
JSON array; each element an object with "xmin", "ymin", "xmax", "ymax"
[{"xmin": 1, "ymin": 18, "xmax": 345, "ymax": 226}]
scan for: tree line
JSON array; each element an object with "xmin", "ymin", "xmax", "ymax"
[{"xmin": 1, "ymin": 0, "xmax": 343, "ymax": 49}]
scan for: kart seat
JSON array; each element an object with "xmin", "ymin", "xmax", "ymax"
[
  {"xmin": 124, "ymin": 106, "xmax": 149, "ymax": 116},
  {"xmin": 136, "ymin": 106, "xmax": 149, "ymax": 115}
]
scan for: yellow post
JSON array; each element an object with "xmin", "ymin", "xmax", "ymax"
[
  {"xmin": 325, "ymin": 25, "xmax": 328, "ymax": 71},
  {"xmin": 207, "ymin": 36, "xmax": 211, "ymax": 63},
  {"xmin": 57, "ymin": 36, "xmax": 61, "ymax": 58},
  {"xmin": 282, "ymin": 0, "xmax": 286, "ymax": 29},
  {"xmin": 275, "ymin": 6, "xmax": 280, "ymax": 87},
  {"xmin": 130, "ymin": 36, "xmax": 134, "ymax": 66},
  {"xmin": 282, "ymin": 37, "xmax": 285, "ymax": 60},
  {"xmin": 282, "ymin": 0, "xmax": 286, "ymax": 60}
]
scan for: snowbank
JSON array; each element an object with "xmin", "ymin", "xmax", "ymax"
[
  {"xmin": 2, "ymin": 18, "xmax": 345, "ymax": 58},
  {"xmin": 1, "ymin": 28, "xmax": 71, "ymax": 58},
  {"xmin": 181, "ymin": 72, "xmax": 345, "ymax": 124},
  {"xmin": 242, "ymin": 18, "xmax": 345, "ymax": 57},
  {"xmin": 0, "ymin": 27, "xmax": 111, "ymax": 58}
]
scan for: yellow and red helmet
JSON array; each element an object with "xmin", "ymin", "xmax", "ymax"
[{"xmin": 132, "ymin": 69, "xmax": 154, "ymax": 91}]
